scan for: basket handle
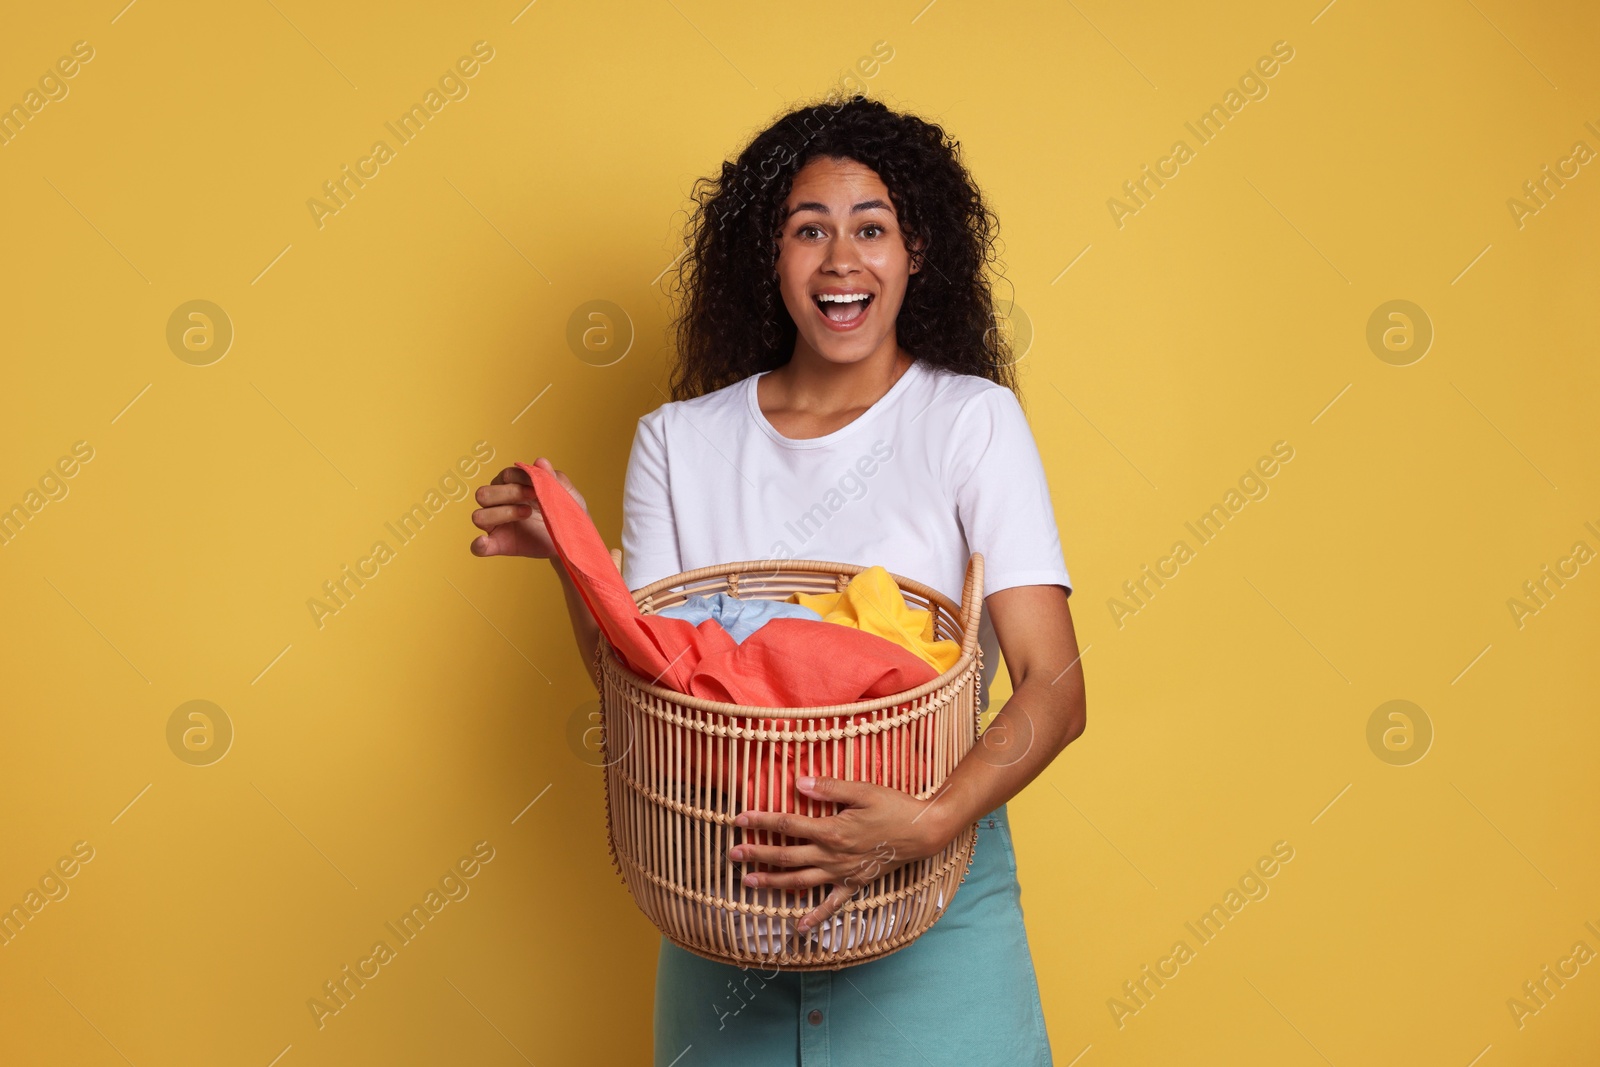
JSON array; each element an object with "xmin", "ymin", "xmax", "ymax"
[{"xmin": 957, "ymin": 551, "xmax": 984, "ymax": 660}]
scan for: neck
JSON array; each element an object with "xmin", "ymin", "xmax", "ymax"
[{"xmin": 771, "ymin": 341, "xmax": 913, "ymax": 411}]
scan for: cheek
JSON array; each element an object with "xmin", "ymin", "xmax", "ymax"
[
  {"xmin": 774, "ymin": 249, "xmax": 817, "ymax": 315},
  {"xmin": 867, "ymin": 254, "xmax": 910, "ymax": 297},
  {"xmin": 873, "ymin": 289, "xmax": 905, "ymax": 323},
  {"xmin": 783, "ymin": 289, "xmax": 812, "ymax": 321},
  {"xmin": 776, "ymin": 238, "xmax": 817, "ymax": 275},
  {"xmin": 864, "ymin": 243, "xmax": 912, "ymax": 282},
  {"xmin": 773, "ymin": 280, "xmax": 814, "ymax": 326}
]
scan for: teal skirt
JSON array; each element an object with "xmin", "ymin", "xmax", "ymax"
[{"xmin": 653, "ymin": 803, "xmax": 1053, "ymax": 1066}]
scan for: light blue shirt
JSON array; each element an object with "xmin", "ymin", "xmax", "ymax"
[{"xmin": 654, "ymin": 593, "xmax": 823, "ymax": 644}]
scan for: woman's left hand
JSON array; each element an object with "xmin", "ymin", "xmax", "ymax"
[{"xmin": 728, "ymin": 775, "xmax": 954, "ymax": 934}]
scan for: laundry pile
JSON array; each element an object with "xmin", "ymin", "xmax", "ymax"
[
  {"xmin": 518, "ymin": 459, "xmax": 959, "ymax": 707},
  {"xmin": 518, "ymin": 459, "xmax": 973, "ymax": 800}
]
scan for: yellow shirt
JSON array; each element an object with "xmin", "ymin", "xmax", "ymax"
[{"xmin": 788, "ymin": 565, "xmax": 962, "ymax": 676}]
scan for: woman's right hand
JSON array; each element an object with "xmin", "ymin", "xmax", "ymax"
[{"xmin": 469, "ymin": 456, "xmax": 588, "ymax": 559}]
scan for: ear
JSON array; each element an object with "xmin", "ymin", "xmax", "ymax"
[{"xmin": 908, "ymin": 234, "xmax": 927, "ymax": 275}]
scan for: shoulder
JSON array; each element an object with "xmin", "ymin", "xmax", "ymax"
[
  {"xmin": 918, "ymin": 364, "xmax": 1047, "ymax": 482},
  {"xmin": 917, "ymin": 360, "xmax": 1016, "ymax": 402},
  {"xmin": 638, "ymin": 375, "xmax": 750, "ymax": 440},
  {"xmin": 914, "ymin": 362, "xmax": 1028, "ymax": 430}
]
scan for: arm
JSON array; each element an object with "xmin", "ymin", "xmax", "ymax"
[
  {"xmin": 918, "ymin": 385, "xmax": 1084, "ymax": 834},
  {"xmin": 551, "ymin": 557, "xmax": 602, "ymax": 691},
  {"xmin": 917, "ymin": 583, "xmax": 1086, "ymax": 845}
]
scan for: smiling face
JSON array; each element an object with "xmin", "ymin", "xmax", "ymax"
[{"xmin": 775, "ymin": 155, "xmax": 922, "ymax": 368}]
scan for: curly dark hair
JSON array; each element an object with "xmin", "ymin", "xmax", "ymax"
[{"xmin": 665, "ymin": 93, "xmax": 1020, "ymax": 403}]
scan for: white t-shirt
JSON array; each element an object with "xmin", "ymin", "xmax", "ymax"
[{"xmin": 619, "ymin": 357, "xmax": 1073, "ymax": 713}]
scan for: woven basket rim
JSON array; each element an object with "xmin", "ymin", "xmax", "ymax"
[{"xmin": 600, "ymin": 553, "xmax": 984, "ymax": 718}]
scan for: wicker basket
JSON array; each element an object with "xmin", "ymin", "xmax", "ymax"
[{"xmin": 590, "ymin": 551, "xmax": 986, "ymax": 971}]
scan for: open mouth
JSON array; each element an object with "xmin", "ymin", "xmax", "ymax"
[{"xmin": 813, "ymin": 292, "xmax": 874, "ymax": 326}]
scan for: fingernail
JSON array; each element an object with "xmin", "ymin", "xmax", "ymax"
[
  {"xmin": 743, "ymin": 874, "xmax": 758, "ymax": 886},
  {"xmin": 796, "ymin": 776, "xmax": 815, "ymax": 790},
  {"xmin": 728, "ymin": 847, "xmax": 744, "ymax": 860},
  {"xmin": 733, "ymin": 813, "xmax": 748, "ymax": 826}
]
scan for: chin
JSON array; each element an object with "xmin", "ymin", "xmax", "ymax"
[{"xmin": 806, "ymin": 339, "xmax": 882, "ymax": 365}]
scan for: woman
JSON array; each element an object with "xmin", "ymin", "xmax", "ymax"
[{"xmin": 470, "ymin": 94, "xmax": 1086, "ymax": 1066}]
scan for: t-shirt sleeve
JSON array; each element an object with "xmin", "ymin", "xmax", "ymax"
[
  {"xmin": 620, "ymin": 410, "xmax": 682, "ymax": 592},
  {"xmin": 947, "ymin": 386, "xmax": 1073, "ymax": 599}
]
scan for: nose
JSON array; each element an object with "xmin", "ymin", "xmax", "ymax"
[{"xmin": 822, "ymin": 231, "xmax": 863, "ymax": 275}]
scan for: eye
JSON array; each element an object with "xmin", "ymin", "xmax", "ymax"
[
  {"xmin": 798, "ymin": 224, "xmax": 824, "ymax": 239},
  {"xmin": 860, "ymin": 223, "xmax": 885, "ymax": 238}
]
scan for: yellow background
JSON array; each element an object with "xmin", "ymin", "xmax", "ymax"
[{"xmin": 2, "ymin": 0, "xmax": 1597, "ymax": 1063}]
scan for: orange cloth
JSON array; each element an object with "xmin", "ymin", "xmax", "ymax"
[{"xmin": 519, "ymin": 461, "xmax": 939, "ymax": 812}]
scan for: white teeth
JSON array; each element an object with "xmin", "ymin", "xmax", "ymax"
[{"xmin": 816, "ymin": 293, "xmax": 871, "ymax": 303}]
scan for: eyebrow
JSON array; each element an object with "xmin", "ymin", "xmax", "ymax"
[{"xmin": 784, "ymin": 198, "xmax": 893, "ymax": 219}]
